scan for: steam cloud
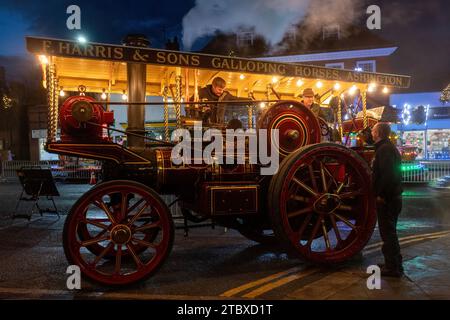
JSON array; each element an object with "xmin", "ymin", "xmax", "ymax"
[{"xmin": 182, "ymin": 0, "xmax": 365, "ymax": 51}]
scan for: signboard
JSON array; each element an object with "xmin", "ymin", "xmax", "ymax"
[
  {"xmin": 26, "ymin": 37, "xmax": 411, "ymax": 88},
  {"xmin": 32, "ymin": 129, "xmax": 47, "ymax": 139}
]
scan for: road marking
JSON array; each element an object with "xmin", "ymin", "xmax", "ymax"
[
  {"xmin": 363, "ymin": 230, "xmax": 450, "ymax": 251},
  {"xmin": 220, "ymin": 265, "xmax": 306, "ymax": 297},
  {"xmin": 286, "ymin": 271, "xmax": 361, "ymax": 300},
  {"xmin": 241, "ymin": 268, "xmax": 318, "ymax": 298},
  {"xmin": 245, "ymin": 234, "xmax": 447, "ymax": 298},
  {"xmin": 364, "ymin": 234, "xmax": 446, "ymax": 255},
  {"xmin": 222, "ymin": 230, "xmax": 450, "ymax": 298}
]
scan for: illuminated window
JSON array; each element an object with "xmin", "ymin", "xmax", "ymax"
[{"xmin": 356, "ymin": 60, "xmax": 376, "ymax": 72}]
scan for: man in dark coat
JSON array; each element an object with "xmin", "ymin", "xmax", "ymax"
[
  {"xmin": 190, "ymin": 76, "xmax": 244, "ymax": 124},
  {"xmin": 371, "ymin": 122, "xmax": 404, "ymax": 277}
]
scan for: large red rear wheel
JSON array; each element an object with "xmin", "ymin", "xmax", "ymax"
[
  {"xmin": 268, "ymin": 143, "xmax": 376, "ymax": 264},
  {"xmin": 63, "ymin": 180, "xmax": 174, "ymax": 286}
]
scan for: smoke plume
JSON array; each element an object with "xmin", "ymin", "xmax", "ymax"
[{"xmin": 182, "ymin": 0, "xmax": 365, "ymax": 51}]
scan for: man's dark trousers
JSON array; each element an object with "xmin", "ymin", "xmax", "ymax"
[{"xmin": 377, "ymin": 196, "xmax": 403, "ymax": 270}]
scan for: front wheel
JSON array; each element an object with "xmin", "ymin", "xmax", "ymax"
[{"xmin": 63, "ymin": 180, "xmax": 174, "ymax": 286}]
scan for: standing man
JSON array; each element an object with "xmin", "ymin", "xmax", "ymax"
[
  {"xmin": 371, "ymin": 122, "xmax": 404, "ymax": 277},
  {"xmin": 301, "ymin": 88, "xmax": 323, "ymax": 118},
  {"xmin": 190, "ymin": 77, "xmax": 244, "ymax": 124}
]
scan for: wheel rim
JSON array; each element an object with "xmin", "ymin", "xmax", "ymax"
[
  {"xmin": 278, "ymin": 146, "xmax": 375, "ymax": 263},
  {"xmin": 64, "ymin": 181, "xmax": 173, "ymax": 285}
]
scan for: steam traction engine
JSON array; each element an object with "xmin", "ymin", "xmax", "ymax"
[
  {"xmin": 24, "ymin": 34, "xmax": 413, "ymax": 286},
  {"xmin": 53, "ymin": 95, "xmax": 376, "ymax": 286}
]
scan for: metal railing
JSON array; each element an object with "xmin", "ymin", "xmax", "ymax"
[
  {"xmin": 0, "ymin": 160, "xmax": 102, "ymax": 183},
  {"xmin": 2, "ymin": 159, "xmax": 450, "ymax": 184},
  {"xmin": 402, "ymin": 160, "xmax": 450, "ymax": 183}
]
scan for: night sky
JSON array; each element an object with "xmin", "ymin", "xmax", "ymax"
[{"xmin": 0, "ymin": 0, "xmax": 448, "ymax": 92}]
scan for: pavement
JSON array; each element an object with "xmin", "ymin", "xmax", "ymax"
[{"xmin": 0, "ymin": 180, "xmax": 449, "ymax": 300}]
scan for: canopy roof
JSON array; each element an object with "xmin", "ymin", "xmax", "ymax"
[{"xmin": 26, "ymin": 36, "xmax": 410, "ymax": 100}]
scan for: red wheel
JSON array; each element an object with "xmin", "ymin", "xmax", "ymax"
[
  {"xmin": 268, "ymin": 143, "xmax": 376, "ymax": 264},
  {"xmin": 63, "ymin": 180, "xmax": 174, "ymax": 286},
  {"xmin": 257, "ymin": 100, "xmax": 321, "ymax": 157}
]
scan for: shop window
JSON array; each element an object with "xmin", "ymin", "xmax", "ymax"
[
  {"xmin": 402, "ymin": 131, "xmax": 425, "ymax": 159},
  {"xmin": 427, "ymin": 129, "xmax": 450, "ymax": 160}
]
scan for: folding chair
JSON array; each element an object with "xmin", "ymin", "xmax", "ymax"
[{"xmin": 13, "ymin": 166, "xmax": 60, "ymax": 220}]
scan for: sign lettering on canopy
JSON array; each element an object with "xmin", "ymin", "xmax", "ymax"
[{"xmin": 26, "ymin": 37, "xmax": 411, "ymax": 88}]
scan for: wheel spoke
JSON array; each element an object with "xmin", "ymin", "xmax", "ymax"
[
  {"xmin": 292, "ymin": 177, "xmax": 318, "ymax": 197},
  {"xmin": 128, "ymin": 201, "xmax": 151, "ymax": 227},
  {"xmin": 308, "ymin": 164, "xmax": 318, "ymax": 192},
  {"xmin": 287, "ymin": 206, "xmax": 313, "ymax": 218},
  {"xmin": 91, "ymin": 242, "xmax": 114, "ymax": 266},
  {"xmin": 133, "ymin": 238, "xmax": 158, "ymax": 250},
  {"xmin": 120, "ymin": 192, "xmax": 128, "ymax": 221},
  {"xmin": 94, "ymin": 199, "xmax": 117, "ymax": 224},
  {"xmin": 320, "ymin": 162, "xmax": 328, "ymax": 193},
  {"xmin": 115, "ymin": 245, "xmax": 122, "ymax": 275},
  {"xmin": 329, "ymin": 214, "xmax": 343, "ymax": 243},
  {"xmin": 323, "ymin": 165, "xmax": 338, "ymax": 191},
  {"xmin": 336, "ymin": 174, "xmax": 349, "ymax": 194},
  {"xmin": 307, "ymin": 217, "xmax": 322, "ymax": 246},
  {"xmin": 290, "ymin": 195, "xmax": 310, "ymax": 203},
  {"xmin": 126, "ymin": 243, "xmax": 144, "ymax": 269},
  {"xmin": 296, "ymin": 213, "xmax": 312, "ymax": 241},
  {"xmin": 321, "ymin": 219, "xmax": 331, "ymax": 250},
  {"xmin": 127, "ymin": 198, "xmax": 145, "ymax": 215},
  {"xmin": 337, "ymin": 204, "xmax": 353, "ymax": 211},
  {"xmin": 80, "ymin": 234, "xmax": 109, "ymax": 247},
  {"xmin": 134, "ymin": 221, "xmax": 161, "ymax": 233},
  {"xmin": 83, "ymin": 218, "xmax": 109, "ymax": 230},
  {"xmin": 95, "ymin": 228, "xmax": 109, "ymax": 238},
  {"xmin": 332, "ymin": 213, "xmax": 357, "ymax": 230}
]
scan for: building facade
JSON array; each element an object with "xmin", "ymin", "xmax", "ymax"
[{"xmin": 391, "ymin": 91, "xmax": 450, "ymax": 160}]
